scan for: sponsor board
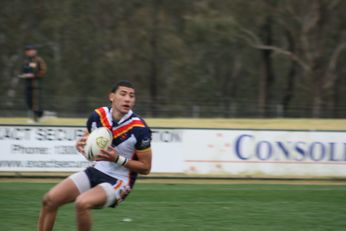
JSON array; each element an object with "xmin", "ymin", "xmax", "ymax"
[
  {"xmin": 183, "ymin": 129, "xmax": 346, "ymax": 178},
  {"xmin": 0, "ymin": 125, "xmax": 183, "ymax": 173},
  {"xmin": 151, "ymin": 129, "xmax": 184, "ymax": 172},
  {"xmin": 0, "ymin": 125, "xmax": 345, "ymax": 178},
  {"xmin": 0, "ymin": 126, "xmax": 89, "ymax": 171}
]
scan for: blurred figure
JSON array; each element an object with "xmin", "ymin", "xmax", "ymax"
[{"xmin": 19, "ymin": 44, "xmax": 47, "ymax": 122}]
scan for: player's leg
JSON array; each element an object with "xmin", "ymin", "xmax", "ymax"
[
  {"xmin": 74, "ymin": 184, "xmax": 108, "ymax": 231},
  {"xmin": 75, "ymin": 181, "xmax": 131, "ymax": 231},
  {"xmin": 38, "ymin": 178, "xmax": 79, "ymax": 231},
  {"xmin": 38, "ymin": 171, "xmax": 90, "ymax": 231}
]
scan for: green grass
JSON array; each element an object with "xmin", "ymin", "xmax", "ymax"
[{"xmin": 0, "ymin": 182, "xmax": 345, "ymax": 230}]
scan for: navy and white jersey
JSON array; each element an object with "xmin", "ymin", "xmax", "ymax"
[{"xmin": 86, "ymin": 106, "xmax": 151, "ymax": 187}]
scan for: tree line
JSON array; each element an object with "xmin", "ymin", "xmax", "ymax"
[{"xmin": 1, "ymin": 0, "xmax": 346, "ymax": 118}]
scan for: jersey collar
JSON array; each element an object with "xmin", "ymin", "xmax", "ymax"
[{"xmin": 117, "ymin": 109, "xmax": 133, "ymax": 124}]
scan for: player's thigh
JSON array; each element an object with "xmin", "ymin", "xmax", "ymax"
[
  {"xmin": 75, "ymin": 185, "xmax": 108, "ymax": 209},
  {"xmin": 77, "ymin": 182, "xmax": 131, "ymax": 209},
  {"xmin": 45, "ymin": 177, "xmax": 80, "ymax": 205}
]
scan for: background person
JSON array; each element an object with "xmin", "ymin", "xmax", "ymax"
[{"xmin": 19, "ymin": 44, "xmax": 47, "ymax": 122}]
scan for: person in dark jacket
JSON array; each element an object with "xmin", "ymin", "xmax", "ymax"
[{"xmin": 19, "ymin": 44, "xmax": 47, "ymax": 122}]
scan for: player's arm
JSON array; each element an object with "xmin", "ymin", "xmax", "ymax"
[
  {"xmin": 98, "ymin": 147, "xmax": 152, "ymax": 175},
  {"xmin": 76, "ymin": 111, "xmax": 99, "ymax": 156},
  {"xmin": 98, "ymin": 123, "xmax": 152, "ymax": 174},
  {"xmin": 75, "ymin": 129, "xmax": 89, "ymax": 155},
  {"xmin": 124, "ymin": 148, "xmax": 152, "ymax": 175},
  {"xmin": 123, "ymin": 148, "xmax": 152, "ymax": 175}
]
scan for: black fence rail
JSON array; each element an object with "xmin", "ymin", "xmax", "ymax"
[{"xmin": 1, "ymin": 94, "xmax": 346, "ymax": 119}]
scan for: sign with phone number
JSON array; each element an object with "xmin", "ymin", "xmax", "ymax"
[{"xmin": 0, "ymin": 125, "xmax": 345, "ymax": 178}]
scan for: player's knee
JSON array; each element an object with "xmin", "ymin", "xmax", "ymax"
[
  {"xmin": 75, "ymin": 195, "xmax": 92, "ymax": 211},
  {"xmin": 42, "ymin": 193, "xmax": 58, "ymax": 210}
]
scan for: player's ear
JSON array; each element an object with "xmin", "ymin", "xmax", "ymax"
[{"xmin": 109, "ymin": 92, "xmax": 115, "ymax": 102}]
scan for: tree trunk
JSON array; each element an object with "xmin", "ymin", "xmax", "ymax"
[
  {"xmin": 311, "ymin": 68, "xmax": 323, "ymax": 118},
  {"xmin": 258, "ymin": 15, "xmax": 274, "ymax": 117},
  {"xmin": 332, "ymin": 74, "xmax": 341, "ymax": 117},
  {"xmin": 149, "ymin": 0, "xmax": 160, "ymax": 117},
  {"xmin": 282, "ymin": 30, "xmax": 297, "ymax": 116}
]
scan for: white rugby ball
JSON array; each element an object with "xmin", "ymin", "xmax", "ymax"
[{"xmin": 84, "ymin": 127, "xmax": 113, "ymax": 161}]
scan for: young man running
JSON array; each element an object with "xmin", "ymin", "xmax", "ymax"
[{"xmin": 38, "ymin": 80, "xmax": 152, "ymax": 231}]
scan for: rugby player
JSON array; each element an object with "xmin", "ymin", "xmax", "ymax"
[{"xmin": 38, "ymin": 80, "xmax": 152, "ymax": 231}]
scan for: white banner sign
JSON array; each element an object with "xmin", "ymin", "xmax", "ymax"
[
  {"xmin": 1, "ymin": 125, "xmax": 345, "ymax": 178},
  {"xmin": 0, "ymin": 126, "xmax": 89, "ymax": 171},
  {"xmin": 0, "ymin": 125, "xmax": 183, "ymax": 173},
  {"xmin": 182, "ymin": 129, "xmax": 346, "ymax": 178}
]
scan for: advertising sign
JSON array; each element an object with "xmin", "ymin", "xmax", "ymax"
[
  {"xmin": 0, "ymin": 125, "xmax": 183, "ymax": 173},
  {"xmin": 183, "ymin": 129, "xmax": 346, "ymax": 178},
  {"xmin": 0, "ymin": 126, "xmax": 88, "ymax": 171},
  {"xmin": 1, "ymin": 125, "xmax": 345, "ymax": 178}
]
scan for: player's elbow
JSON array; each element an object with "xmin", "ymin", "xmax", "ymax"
[
  {"xmin": 142, "ymin": 167, "xmax": 151, "ymax": 175},
  {"xmin": 141, "ymin": 164, "xmax": 151, "ymax": 175},
  {"xmin": 142, "ymin": 169, "xmax": 151, "ymax": 175}
]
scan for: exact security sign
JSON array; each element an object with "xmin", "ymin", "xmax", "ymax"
[
  {"xmin": 1, "ymin": 125, "xmax": 346, "ymax": 178},
  {"xmin": 0, "ymin": 126, "xmax": 89, "ymax": 171},
  {"xmin": 0, "ymin": 125, "xmax": 184, "ymax": 173}
]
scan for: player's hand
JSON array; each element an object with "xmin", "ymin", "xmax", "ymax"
[
  {"xmin": 96, "ymin": 146, "xmax": 118, "ymax": 162},
  {"xmin": 76, "ymin": 135, "xmax": 88, "ymax": 156}
]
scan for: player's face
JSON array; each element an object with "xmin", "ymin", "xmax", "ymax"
[{"xmin": 109, "ymin": 86, "xmax": 135, "ymax": 115}]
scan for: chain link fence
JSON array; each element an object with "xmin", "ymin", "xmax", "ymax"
[{"xmin": 1, "ymin": 92, "xmax": 346, "ymax": 119}]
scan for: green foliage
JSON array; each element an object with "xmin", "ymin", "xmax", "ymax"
[{"xmin": 1, "ymin": 0, "xmax": 346, "ymax": 117}]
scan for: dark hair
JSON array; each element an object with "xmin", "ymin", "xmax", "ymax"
[
  {"xmin": 111, "ymin": 80, "xmax": 135, "ymax": 93},
  {"xmin": 24, "ymin": 44, "xmax": 39, "ymax": 50}
]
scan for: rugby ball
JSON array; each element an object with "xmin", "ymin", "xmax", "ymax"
[{"xmin": 84, "ymin": 127, "xmax": 113, "ymax": 161}]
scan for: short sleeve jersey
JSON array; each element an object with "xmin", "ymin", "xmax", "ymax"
[{"xmin": 86, "ymin": 107, "xmax": 151, "ymax": 187}]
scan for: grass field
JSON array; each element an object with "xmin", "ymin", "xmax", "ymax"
[
  {"xmin": 1, "ymin": 118, "xmax": 345, "ymax": 230},
  {"xmin": 0, "ymin": 181, "xmax": 345, "ymax": 231}
]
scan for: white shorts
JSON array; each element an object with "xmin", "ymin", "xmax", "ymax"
[{"xmin": 69, "ymin": 167, "xmax": 131, "ymax": 207}]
